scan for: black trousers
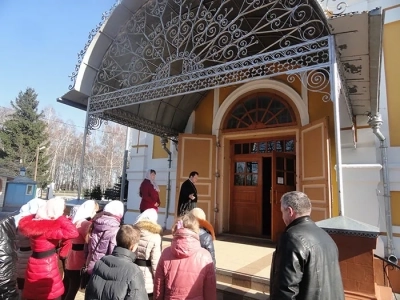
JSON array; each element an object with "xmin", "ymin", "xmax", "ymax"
[{"xmin": 62, "ymin": 269, "xmax": 81, "ymax": 300}]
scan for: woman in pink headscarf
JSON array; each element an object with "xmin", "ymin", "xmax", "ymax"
[
  {"xmin": 139, "ymin": 169, "xmax": 160, "ymax": 213},
  {"xmin": 18, "ymin": 197, "xmax": 79, "ymax": 300}
]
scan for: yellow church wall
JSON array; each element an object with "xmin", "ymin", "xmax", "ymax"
[
  {"xmin": 194, "ymin": 90, "xmax": 214, "ymax": 134},
  {"xmin": 383, "ymin": 21, "xmax": 400, "ymax": 147},
  {"xmin": 152, "ymin": 135, "xmax": 171, "ymax": 159},
  {"xmin": 219, "ymin": 85, "xmax": 241, "ymax": 105},
  {"xmin": 307, "ymin": 87, "xmax": 338, "ymax": 217}
]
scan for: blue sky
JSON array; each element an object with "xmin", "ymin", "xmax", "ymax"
[{"xmin": 0, "ymin": 0, "xmax": 116, "ymax": 127}]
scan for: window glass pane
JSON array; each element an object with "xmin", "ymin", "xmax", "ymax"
[
  {"xmin": 26, "ymin": 185, "xmax": 33, "ymax": 195},
  {"xmin": 227, "ymin": 118, "xmax": 239, "ymax": 129},
  {"xmin": 267, "ymin": 141, "xmax": 275, "ymax": 152},
  {"xmin": 276, "ymin": 171, "xmax": 284, "ymax": 184},
  {"xmin": 238, "ymin": 121, "xmax": 248, "ymax": 128},
  {"xmin": 235, "ymin": 162, "xmax": 245, "ymax": 173},
  {"xmin": 234, "ymin": 175, "xmax": 245, "ymax": 186},
  {"xmin": 277, "ymin": 111, "xmax": 292, "ymax": 123},
  {"xmin": 287, "ymin": 173, "xmax": 295, "ymax": 186},
  {"xmin": 276, "ymin": 140, "xmax": 284, "ymax": 152},
  {"xmin": 244, "ymin": 98, "xmax": 257, "ymax": 111},
  {"xmin": 242, "ymin": 143, "xmax": 250, "ymax": 154},
  {"xmin": 262, "ymin": 112, "xmax": 273, "ymax": 124},
  {"xmin": 234, "ymin": 144, "xmax": 242, "ymax": 154},
  {"xmin": 258, "ymin": 96, "xmax": 271, "ymax": 108},
  {"xmin": 249, "ymin": 111, "xmax": 257, "ymax": 123},
  {"xmin": 232, "ymin": 105, "xmax": 246, "ymax": 118},
  {"xmin": 241, "ymin": 115, "xmax": 251, "ymax": 126},
  {"xmin": 277, "ymin": 157, "xmax": 284, "ymax": 170},
  {"xmin": 287, "ymin": 158, "xmax": 295, "ymax": 172},
  {"xmin": 246, "ymin": 162, "xmax": 258, "ymax": 173},
  {"xmin": 269, "ymin": 99, "xmax": 285, "ymax": 114},
  {"xmin": 285, "ymin": 139, "xmax": 295, "ymax": 152},
  {"xmin": 251, "ymin": 143, "xmax": 258, "ymax": 153},
  {"xmin": 247, "ymin": 174, "xmax": 258, "ymax": 186},
  {"xmin": 259, "ymin": 142, "xmax": 266, "ymax": 153}
]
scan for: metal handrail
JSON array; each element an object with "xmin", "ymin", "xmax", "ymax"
[
  {"xmin": 374, "ymin": 254, "xmax": 400, "ymax": 270},
  {"xmin": 374, "ymin": 254, "xmax": 399, "ymax": 300}
]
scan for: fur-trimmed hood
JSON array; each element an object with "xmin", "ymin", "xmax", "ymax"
[
  {"xmin": 18, "ymin": 215, "xmax": 70, "ymax": 237},
  {"xmin": 135, "ymin": 220, "xmax": 163, "ymax": 235},
  {"xmin": 198, "ymin": 219, "xmax": 216, "ymax": 240}
]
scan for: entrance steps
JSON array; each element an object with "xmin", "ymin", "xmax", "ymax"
[
  {"xmin": 216, "ymin": 268, "xmax": 270, "ymax": 299},
  {"xmin": 162, "ymin": 233, "xmax": 274, "ymax": 299}
]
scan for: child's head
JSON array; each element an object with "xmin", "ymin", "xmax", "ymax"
[
  {"xmin": 172, "ymin": 213, "xmax": 200, "ymax": 235},
  {"xmin": 116, "ymin": 225, "xmax": 140, "ymax": 251}
]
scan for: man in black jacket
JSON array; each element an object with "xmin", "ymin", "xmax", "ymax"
[
  {"xmin": 85, "ymin": 225, "xmax": 148, "ymax": 300},
  {"xmin": 177, "ymin": 171, "xmax": 199, "ymax": 216},
  {"xmin": 270, "ymin": 191, "xmax": 344, "ymax": 300}
]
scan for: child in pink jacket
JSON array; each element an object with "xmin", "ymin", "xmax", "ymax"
[{"xmin": 154, "ymin": 213, "xmax": 216, "ymax": 300}]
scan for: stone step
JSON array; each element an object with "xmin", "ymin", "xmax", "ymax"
[
  {"xmin": 217, "ymin": 282, "xmax": 270, "ymax": 300},
  {"xmin": 216, "ymin": 268, "xmax": 270, "ymax": 294}
]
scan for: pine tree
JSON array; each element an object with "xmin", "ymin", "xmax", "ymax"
[{"xmin": 0, "ymin": 88, "xmax": 50, "ymax": 187}]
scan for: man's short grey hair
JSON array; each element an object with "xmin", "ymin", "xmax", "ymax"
[{"xmin": 281, "ymin": 191, "xmax": 312, "ymax": 216}]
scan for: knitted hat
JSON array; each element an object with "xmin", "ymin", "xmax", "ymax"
[{"xmin": 191, "ymin": 207, "xmax": 206, "ymax": 220}]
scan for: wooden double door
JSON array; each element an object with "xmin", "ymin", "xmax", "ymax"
[{"xmin": 230, "ymin": 151, "xmax": 296, "ymax": 241}]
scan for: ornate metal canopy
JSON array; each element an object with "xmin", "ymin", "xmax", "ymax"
[{"xmin": 62, "ymin": 0, "xmax": 353, "ymax": 137}]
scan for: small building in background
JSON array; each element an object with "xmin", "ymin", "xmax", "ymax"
[{"xmin": 3, "ymin": 167, "xmax": 37, "ymax": 209}]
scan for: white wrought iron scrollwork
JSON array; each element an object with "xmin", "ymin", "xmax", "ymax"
[
  {"xmin": 91, "ymin": 0, "xmax": 331, "ymax": 102},
  {"xmin": 68, "ymin": 0, "xmax": 120, "ymax": 90},
  {"xmin": 90, "ymin": 36, "xmax": 331, "ymax": 112},
  {"xmin": 287, "ymin": 68, "xmax": 331, "ymax": 102},
  {"xmin": 318, "ymin": 0, "xmax": 347, "ymax": 16},
  {"xmin": 87, "ymin": 114, "xmax": 104, "ymax": 135}
]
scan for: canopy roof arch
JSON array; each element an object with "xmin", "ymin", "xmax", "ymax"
[{"xmin": 60, "ymin": 0, "xmax": 352, "ymax": 137}]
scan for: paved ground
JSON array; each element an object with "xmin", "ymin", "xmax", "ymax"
[{"xmin": 73, "ymin": 234, "xmax": 274, "ymax": 299}]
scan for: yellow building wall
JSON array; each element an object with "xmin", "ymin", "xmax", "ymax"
[
  {"xmin": 219, "ymin": 85, "xmax": 241, "ymax": 105},
  {"xmin": 158, "ymin": 185, "xmax": 167, "ymax": 208},
  {"xmin": 152, "ymin": 135, "xmax": 170, "ymax": 159},
  {"xmin": 391, "ymin": 191, "xmax": 400, "ymax": 226},
  {"xmin": 307, "ymin": 87, "xmax": 338, "ymax": 217},
  {"xmin": 383, "ymin": 21, "xmax": 400, "ymax": 147},
  {"xmin": 194, "ymin": 90, "xmax": 214, "ymax": 134}
]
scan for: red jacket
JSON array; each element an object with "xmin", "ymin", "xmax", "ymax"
[
  {"xmin": 18, "ymin": 215, "xmax": 79, "ymax": 300},
  {"xmin": 154, "ymin": 228, "xmax": 216, "ymax": 300},
  {"xmin": 139, "ymin": 179, "xmax": 160, "ymax": 212}
]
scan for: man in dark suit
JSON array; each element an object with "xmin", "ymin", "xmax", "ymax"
[{"xmin": 177, "ymin": 171, "xmax": 199, "ymax": 216}]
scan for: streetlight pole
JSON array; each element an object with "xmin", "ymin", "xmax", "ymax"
[{"xmin": 34, "ymin": 146, "xmax": 46, "ymax": 181}]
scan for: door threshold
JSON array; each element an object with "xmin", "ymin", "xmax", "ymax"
[{"xmin": 217, "ymin": 233, "xmax": 275, "ymax": 247}]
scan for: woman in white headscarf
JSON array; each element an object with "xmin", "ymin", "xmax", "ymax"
[
  {"xmin": 18, "ymin": 197, "xmax": 79, "ymax": 300},
  {"xmin": 139, "ymin": 169, "xmax": 161, "ymax": 213},
  {"xmin": 134, "ymin": 208, "xmax": 162, "ymax": 300},
  {"xmin": 62, "ymin": 200, "xmax": 98, "ymax": 300},
  {"xmin": 13, "ymin": 198, "xmax": 46, "ymax": 296}
]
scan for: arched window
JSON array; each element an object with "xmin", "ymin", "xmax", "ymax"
[{"xmin": 224, "ymin": 93, "xmax": 296, "ymax": 130}]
